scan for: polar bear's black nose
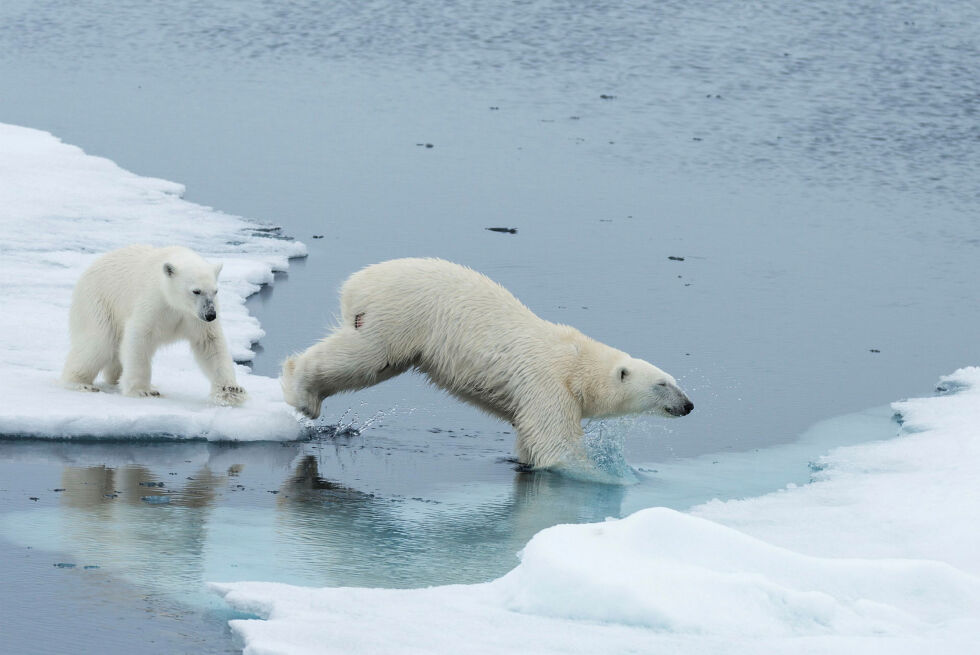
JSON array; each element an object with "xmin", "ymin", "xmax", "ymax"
[
  {"xmin": 667, "ymin": 399, "xmax": 694, "ymax": 417},
  {"xmin": 204, "ymin": 310, "xmax": 217, "ymax": 322}
]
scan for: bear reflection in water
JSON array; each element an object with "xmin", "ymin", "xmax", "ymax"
[{"xmin": 32, "ymin": 441, "xmax": 629, "ymax": 590}]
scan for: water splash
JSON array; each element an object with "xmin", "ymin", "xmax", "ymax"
[
  {"xmin": 306, "ymin": 403, "xmax": 404, "ymax": 439},
  {"xmin": 553, "ymin": 418, "xmax": 642, "ymax": 485}
]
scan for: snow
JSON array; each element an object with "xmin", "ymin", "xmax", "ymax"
[
  {"xmin": 0, "ymin": 123, "xmax": 308, "ymax": 440},
  {"xmin": 214, "ymin": 368, "xmax": 980, "ymax": 654}
]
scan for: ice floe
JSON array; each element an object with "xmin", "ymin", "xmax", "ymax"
[{"xmin": 0, "ymin": 123, "xmax": 307, "ymax": 440}]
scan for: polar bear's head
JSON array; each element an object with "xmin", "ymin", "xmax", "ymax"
[
  {"xmin": 161, "ymin": 252, "xmax": 223, "ymax": 323},
  {"xmin": 589, "ymin": 352, "xmax": 693, "ymax": 420}
]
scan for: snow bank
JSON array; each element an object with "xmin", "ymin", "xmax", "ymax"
[
  {"xmin": 0, "ymin": 123, "xmax": 307, "ymax": 440},
  {"xmin": 214, "ymin": 369, "xmax": 980, "ymax": 654},
  {"xmin": 694, "ymin": 367, "xmax": 980, "ymax": 572}
]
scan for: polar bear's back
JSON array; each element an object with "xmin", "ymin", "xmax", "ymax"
[
  {"xmin": 341, "ymin": 258, "xmax": 536, "ymax": 326},
  {"xmin": 339, "ymin": 258, "xmax": 568, "ymax": 402}
]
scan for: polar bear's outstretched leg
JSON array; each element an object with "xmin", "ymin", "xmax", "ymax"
[
  {"xmin": 281, "ymin": 328, "xmax": 406, "ymax": 419},
  {"xmin": 304, "ymin": 329, "xmax": 403, "ymax": 396},
  {"xmin": 513, "ymin": 392, "xmax": 587, "ymax": 469}
]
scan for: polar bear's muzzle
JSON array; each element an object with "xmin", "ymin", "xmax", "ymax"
[
  {"xmin": 200, "ymin": 302, "xmax": 217, "ymax": 322},
  {"xmin": 664, "ymin": 397, "xmax": 694, "ymax": 417},
  {"xmin": 660, "ymin": 383, "xmax": 694, "ymax": 417}
]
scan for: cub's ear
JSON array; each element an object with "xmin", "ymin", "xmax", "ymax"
[
  {"xmin": 213, "ymin": 262, "xmax": 223, "ymax": 278},
  {"xmin": 163, "ymin": 262, "xmax": 176, "ymax": 277}
]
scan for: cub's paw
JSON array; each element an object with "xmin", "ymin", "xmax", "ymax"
[
  {"xmin": 212, "ymin": 384, "xmax": 248, "ymax": 407},
  {"xmin": 62, "ymin": 380, "xmax": 101, "ymax": 392},
  {"xmin": 126, "ymin": 388, "xmax": 161, "ymax": 398}
]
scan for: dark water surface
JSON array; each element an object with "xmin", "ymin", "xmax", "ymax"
[{"xmin": 1, "ymin": 0, "xmax": 979, "ymax": 652}]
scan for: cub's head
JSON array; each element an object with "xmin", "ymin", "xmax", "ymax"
[
  {"xmin": 161, "ymin": 256, "xmax": 223, "ymax": 323},
  {"xmin": 595, "ymin": 354, "xmax": 693, "ymax": 420},
  {"xmin": 280, "ymin": 355, "xmax": 322, "ymax": 419}
]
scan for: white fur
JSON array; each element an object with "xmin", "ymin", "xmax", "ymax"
[
  {"xmin": 281, "ymin": 258, "xmax": 692, "ymax": 468},
  {"xmin": 61, "ymin": 245, "xmax": 247, "ymax": 406}
]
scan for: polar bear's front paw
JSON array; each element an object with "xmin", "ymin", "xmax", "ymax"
[{"xmin": 212, "ymin": 384, "xmax": 248, "ymax": 407}]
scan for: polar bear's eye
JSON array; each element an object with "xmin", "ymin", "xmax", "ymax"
[
  {"xmin": 192, "ymin": 289, "xmax": 202, "ymax": 295},
  {"xmin": 619, "ymin": 367, "xmax": 629, "ymax": 381}
]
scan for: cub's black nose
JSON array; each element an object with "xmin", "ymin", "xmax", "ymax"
[{"xmin": 682, "ymin": 400, "xmax": 694, "ymax": 415}]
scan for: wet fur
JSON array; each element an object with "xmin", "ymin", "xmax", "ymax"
[{"xmin": 281, "ymin": 258, "xmax": 691, "ymax": 468}]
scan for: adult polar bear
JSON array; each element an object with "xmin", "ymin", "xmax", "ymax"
[
  {"xmin": 61, "ymin": 245, "xmax": 247, "ymax": 406},
  {"xmin": 281, "ymin": 258, "xmax": 693, "ymax": 468}
]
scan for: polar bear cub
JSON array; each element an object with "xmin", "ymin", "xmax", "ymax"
[
  {"xmin": 61, "ymin": 245, "xmax": 247, "ymax": 406},
  {"xmin": 281, "ymin": 258, "xmax": 692, "ymax": 468}
]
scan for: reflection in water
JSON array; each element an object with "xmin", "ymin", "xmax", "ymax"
[
  {"xmin": 274, "ymin": 455, "xmax": 626, "ymax": 586},
  {"xmin": 57, "ymin": 462, "xmax": 230, "ymax": 596},
  {"xmin": 0, "ymin": 437, "xmax": 629, "ymax": 602},
  {"xmin": 0, "ymin": 405, "xmax": 894, "ymax": 606}
]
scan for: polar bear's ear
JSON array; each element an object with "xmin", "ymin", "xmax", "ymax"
[
  {"xmin": 213, "ymin": 262, "xmax": 223, "ymax": 278},
  {"xmin": 163, "ymin": 262, "xmax": 176, "ymax": 277}
]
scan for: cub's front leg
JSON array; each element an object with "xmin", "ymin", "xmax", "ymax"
[
  {"xmin": 190, "ymin": 323, "xmax": 248, "ymax": 406},
  {"xmin": 119, "ymin": 320, "xmax": 160, "ymax": 397}
]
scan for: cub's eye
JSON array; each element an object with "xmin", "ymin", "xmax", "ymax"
[
  {"xmin": 192, "ymin": 289, "xmax": 202, "ymax": 295},
  {"xmin": 657, "ymin": 381, "xmax": 668, "ymax": 387}
]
